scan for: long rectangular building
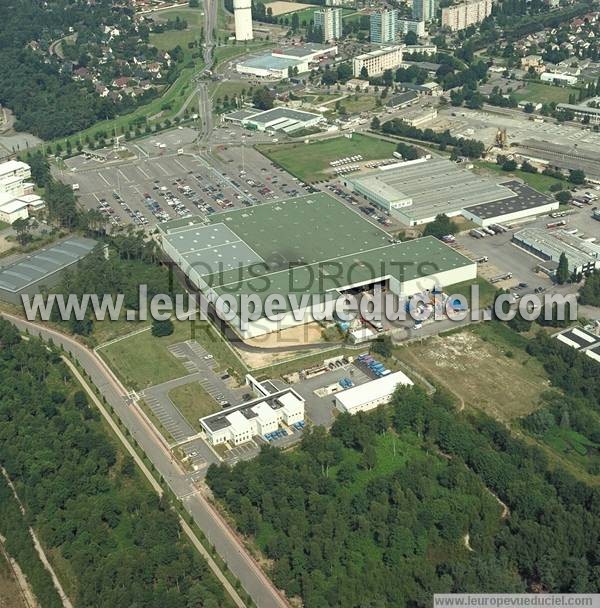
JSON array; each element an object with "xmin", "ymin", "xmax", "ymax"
[
  {"xmin": 353, "ymin": 46, "xmax": 403, "ymax": 78},
  {"xmin": 512, "ymin": 228, "xmax": 600, "ymax": 275},
  {"xmin": 335, "ymin": 371, "xmax": 413, "ymax": 414}
]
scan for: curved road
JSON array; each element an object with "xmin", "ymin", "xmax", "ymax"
[{"xmin": 0, "ymin": 312, "xmax": 289, "ymax": 608}]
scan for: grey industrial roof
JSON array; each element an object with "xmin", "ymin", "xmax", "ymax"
[
  {"xmin": 518, "ymin": 139, "xmax": 600, "ymax": 179},
  {"xmin": 387, "ymin": 91, "xmax": 419, "ymax": 108},
  {"xmin": 273, "ymin": 43, "xmax": 334, "ymax": 58},
  {"xmin": 513, "ymin": 227, "xmax": 600, "ymax": 270},
  {"xmin": 244, "ymin": 107, "xmax": 322, "ymax": 126},
  {"xmin": 464, "ymin": 180, "xmax": 554, "ymax": 220},
  {"xmin": 163, "ymin": 223, "xmax": 265, "ymax": 275},
  {"xmin": 238, "ymin": 54, "xmax": 304, "ymax": 71},
  {"xmin": 351, "ymin": 158, "xmax": 514, "ymax": 222},
  {"xmin": 0, "ymin": 237, "xmax": 97, "ymax": 293},
  {"xmin": 558, "ymin": 327, "xmax": 600, "ymax": 349},
  {"xmin": 557, "ymin": 102, "xmax": 600, "ymax": 115}
]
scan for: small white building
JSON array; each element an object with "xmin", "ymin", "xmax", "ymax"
[
  {"xmin": 540, "ymin": 72, "xmax": 578, "ymax": 85},
  {"xmin": 335, "ymin": 371, "xmax": 413, "ymax": 415},
  {"xmin": 201, "ymin": 388, "xmax": 305, "ymax": 446},
  {"xmin": 0, "ymin": 194, "xmax": 29, "ymax": 223}
]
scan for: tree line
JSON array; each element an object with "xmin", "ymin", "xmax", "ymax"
[{"xmin": 0, "ymin": 320, "xmax": 232, "ymax": 607}]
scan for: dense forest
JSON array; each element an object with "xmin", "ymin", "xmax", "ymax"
[
  {"xmin": 0, "ymin": 320, "xmax": 231, "ymax": 607},
  {"xmin": 207, "ymin": 380, "xmax": 600, "ymax": 606},
  {"xmin": 0, "ymin": 475, "xmax": 63, "ymax": 608},
  {"xmin": 47, "ymin": 230, "xmax": 174, "ymax": 336}
]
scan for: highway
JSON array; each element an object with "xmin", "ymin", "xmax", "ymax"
[{"xmin": 0, "ymin": 312, "xmax": 289, "ymax": 608}]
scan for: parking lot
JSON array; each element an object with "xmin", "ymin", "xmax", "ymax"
[
  {"xmin": 292, "ymin": 362, "xmax": 373, "ymax": 428},
  {"xmin": 455, "ymin": 205, "xmax": 600, "ymax": 289},
  {"xmin": 61, "ymin": 126, "xmax": 321, "ymax": 230}
]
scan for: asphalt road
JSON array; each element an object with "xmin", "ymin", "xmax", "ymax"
[{"xmin": 0, "ymin": 312, "xmax": 289, "ymax": 608}]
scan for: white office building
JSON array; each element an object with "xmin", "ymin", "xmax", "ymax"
[
  {"xmin": 0, "ymin": 160, "xmax": 32, "ymax": 197},
  {"xmin": 353, "ymin": 45, "xmax": 403, "ymax": 77},
  {"xmin": 397, "ymin": 19, "xmax": 426, "ymax": 37},
  {"xmin": 314, "ymin": 7, "xmax": 342, "ymax": 42},
  {"xmin": 335, "ymin": 371, "xmax": 414, "ymax": 415},
  {"xmin": 200, "ymin": 387, "xmax": 305, "ymax": 446}
]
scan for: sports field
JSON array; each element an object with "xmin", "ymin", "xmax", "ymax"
[
  {"xmin": 256, "ymin": 134, "xmax": 397, "ymax": 183},
  {"xmin": 513, "ymin": 81, "xmax": 574, "ymax": 105}
]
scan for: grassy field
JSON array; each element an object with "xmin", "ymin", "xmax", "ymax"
[
  {"xmin": 339, "ymin": 94, "xmax": 378, "ymax": 114},
  {"xmin": 153, "ymin": 6, "xmax": 206, "ymax": 27},
  {"xmin": 169, "ymin": 382, "xmax": 219, "ymax": 431},
  {"xmin": 445, "ymin": 276, "xmax": 497, "ymax": 309},
  {"xmin": 513, "ymin": 81, "xmax": 575, "ymax": 105},
  {"xmin": 474, "ymin": 160, "xmax": 563, "ymax": 193},
  {"xmin": 98, "ymin": 323, "xmax": 192, "ymax": 390},
  {"xmin": 397, "ymin": 323, "xmax": 550, "ymax": 421},
  {"xmin": 543, "ymin": 427, "xmax": 600, "ymax": 472},
  {"xmin": 256, "ymin": 133, "xmax": 396, "ymax": 182}
]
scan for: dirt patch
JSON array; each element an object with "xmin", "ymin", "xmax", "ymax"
[
  {"xmin": 398, "ymin": 331, "xmax": 550, "ymax": 421},
  {"xmin": 264, "ymin": 0, "xmax": 313, "ymax": 15},
  {"xmin": 243, "ymin": 322, "xmax": 325, "ymax": 349}
]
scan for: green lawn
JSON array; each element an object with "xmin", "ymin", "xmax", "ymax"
[
  {"xmin": 513, "ymin": 81, "xmax": 575, "ymax": 105},
  {"xmin": 153, "ymin": 6, "xmax": 206, "ymax": 28},
  {"xmin": 98, "ymin": 323, "xmax": 193, "ymax": 390},
  {"xmin": 169, "ymin": 382, "xmax": 219, "ymax": 431},
  {"xmin": 445, "ymin": 276, "xmax": 497, "ymax": 309},
  {"xmin": 339, "ymin": 94, "xmax": 378, "ymax": 114},
  {"xmin": 474, "ymin": 160, "xmax": 563, "ymax": 193},
  {"xmin": 256, "ymin": 133, "xmax": 397, "ymax": 182}
]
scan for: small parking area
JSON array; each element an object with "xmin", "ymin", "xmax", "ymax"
[
  {"xmin": 292, "ymin": 363, "xmax": 372, "ymax": 428},
  {"xmin": 221, "ymin": 440, "xmax": 260, "ymax": 466}
]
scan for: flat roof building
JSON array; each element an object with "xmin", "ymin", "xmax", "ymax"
[
  {"xmin": 236, "ymin": 54, "xmax": 309, "ymax": 79},
  {"xmin": 462, "ymin": 180, "xmax": 558, "ymax": 227},
  {"xmin": 353, "ymin": 45, "xmax": 403, "ymax": 78},
  {"xmin": 346, "ymin": 158, "xmax": 516, "ymax": 225},
  {"xmin": 335, "ymin": 371, "xmax": 414, "ymax": 414},
  {"xmin": 555, "ymin": 326, "xmax": 600, "ymax": 364},
  {"xmin": 200, "ymin": 388, "xmax": 305, "ymax": 446},
  {"xmin": 556, "ymin": 102, "xmax": 600, "ymax": 124},
  {"xmin": 0, "ymin": 237, "xmax": 97, "ymax": 305},
  {"xmin": 271, "ymin": 43, "xmax": 338, "ymax": 63},
  {"xmin": 242, "ymin": 107, "xmax": 324, "ymax": 133},
  {"xmin": 159, "ymin": 193, "xmax": 476, "ymax": 338},
  {"xmin": 513, "ymin": 228, "xmax": 600, "ymax": 276}
]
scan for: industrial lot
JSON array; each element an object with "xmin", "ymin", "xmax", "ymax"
[{"xmin": 3, "ymin": 0, "xmax": 600, "ymax": 605}]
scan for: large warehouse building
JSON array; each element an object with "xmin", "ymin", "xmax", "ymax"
[
  {"xmin": 0, "ymin": 237, "xmax": 97, "ymax": 304},
  {"xmin": 513, "ymin": 228, "xmax": 600, "ymax": 276},
  {"xmin": 335, "ymin": 371, "xmax": 413, "ymax": 415},
  {"xmin": 225, "ymin": 107, "xmax": 324, "ymax": 133},
  {"xmin": 346, "ymin": 158, "xmax": 558, "ymax": 226},
  {"xmin": 160, "ymin": 193, "xmax": 476, "ymax": 338}
]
